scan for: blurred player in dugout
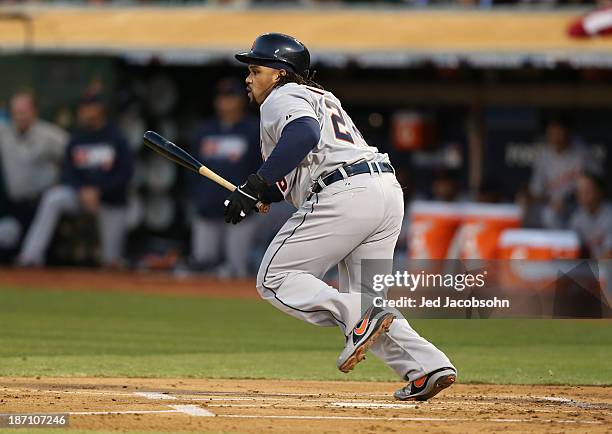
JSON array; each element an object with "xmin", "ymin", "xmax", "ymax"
[
  {"xmin": 0, "ymin": 90, "xmax": 68, "ymax": 261},
  {"xmin": 570, "ymin": 172, "xmax": 612, "ymax": 259},
  {"xmin": 529, "ymin": 115, "xmax": 599, "ymax": 229},
  {"xmin": 17, "ymin": 93, "xmax": 133, "ymax": 267},
  {"xmin": 189, "ymin": 78, "xmax": 260, "ymax": 277}
]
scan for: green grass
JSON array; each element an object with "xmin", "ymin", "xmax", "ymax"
[{"xmin": 0, "ymin": 287, "xmax": 610, "ymax": 385}]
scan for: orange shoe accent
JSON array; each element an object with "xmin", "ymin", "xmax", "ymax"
[
  {"xmin": 353, "ymin": 319, "xmax": 369, "ymax": 336},
  {"xmin": 413, "ymin": 375, "xmax": 427, "ymax": 388}
]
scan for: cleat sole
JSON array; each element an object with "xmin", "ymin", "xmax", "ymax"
[
  {"xmin": 396, "ymin": 373, "xmax": 456, "ymax": 402},
  {"xmin": 339, "ymin": 314, "xmax": 395, "ymax": 373}
]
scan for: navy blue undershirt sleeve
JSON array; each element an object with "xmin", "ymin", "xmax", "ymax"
[
  {"xmin": 261, "ymin": 184, "xmax": 284, "ymax": 204},
  {"xmin": 257, "ymin": 116, "xmax": 320, "ymax": 184}
]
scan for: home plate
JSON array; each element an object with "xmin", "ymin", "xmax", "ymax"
[
  {"xmin": 332, "ymin": 402, "xmax": 417, "ymax": 409},
  {"xmin": 170, "ymin": 405, "xmax": 215, "ymax": 416}
]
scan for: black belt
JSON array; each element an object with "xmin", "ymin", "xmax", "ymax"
[{"xmin": 312, "ymin": 161, "xmax": 394, "ymax": 193}]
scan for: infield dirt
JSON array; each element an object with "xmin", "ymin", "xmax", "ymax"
[
  {"xmin": 1, "ymin": 268, "xmax": 611, "ymax": 432},
  {"xmin": 1, "ymin": 377, "xmax": 611, "ymax": 433}
]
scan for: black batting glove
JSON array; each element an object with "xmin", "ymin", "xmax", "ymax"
[{"xmin": 224, "ymin": 173, "xmax": 268, "ymax": 224}]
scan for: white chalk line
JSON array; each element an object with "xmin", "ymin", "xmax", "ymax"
[
  {"xmin": 185, "ymin": 396, "xmax": 263, "ymax": 402},
  {"xmin": 169, "ymin": 391, "xmax": 323, "ymax": 398},
  {"xmin": 474, "ymin": 394, "xmax": 602, "ymax": 407},
  {"xmin": 177, "ymin": 396, "xmax": 417, "ymax": 406},
  {"xmin": 2, "ymin": 388, "xmax": 385, "ymax": 402},
  {"xmin": 134, "ymin": 391, "xmax": 177, "ymax": 400},
  {"xmin": 199, "ymin": 402, "xmax": 418, "ymax": 410},
  {"xmin": 215, "ymin": 414, "xmax": 602, "ymax": 424},
  {"xmin": 1, "ymin": 387, "xmax": 136, "ymax": 397},
  {"xmin": 221, "ymin": 415, "xmax": 469, "ymax": 422},
  {"xmin": 156, "ymin": 392, "xmax": 392, "ymax": 400},
  {"xmin": 445, "ymin": 394, "xmax": 610, "ymax": 411},
  {"xmin": 202, "ymin": 403, "xmax": 603, "ymax": 415},
  {"xmin": 539, "ymin": 396, "xmax": 575, "ymax": 403},
  {"xmin": 187, "ymin": 396, "xmax": 401, "ymax": 403},
  {"xmin": 70, "ymin": 409, "xmax": 179, "ymax": 416},
  {"xmin": 138, "ymin": 392, "xmax": 421, "ymax": 410},
  {"xmin": 135, "ymin": 391, "xmax": 412, "ymax": 407},
  {"xmin": 70, "ymin": 405, "xmax": 214, "ymax": 417},
  {"xmin": 537, "ymin": 396, "xmax": 611, "ymax": 410},
  {"xmin": 133, "ymin": 389, "xmax": 390, "ymax": 399},
  {"xmin": 332, "ymin": 402, "xmax": 417, "ymax": 409}
]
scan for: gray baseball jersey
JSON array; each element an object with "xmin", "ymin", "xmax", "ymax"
[
  {"xmin": 255, "ymin": 82, "xmax": 454, "ymax": 382},
  {"xmin": 530, "ymin": 144, "xmax": 596, "ymax": 202},
  {"xmin": 259, "ymin": 83, "xmax": 389, "ymax": 208},
  {"xmin": 570, "ymin": 202, "xmax": 612, "ymax": 259},
  {"xmin": 0, "ymin": 120, "xmax": 67, "ymax": 201}
]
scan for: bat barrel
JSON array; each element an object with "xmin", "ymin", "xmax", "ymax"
[{"xmin": 144, "ymin": 131, "xmax": 270, "ymax": 214}]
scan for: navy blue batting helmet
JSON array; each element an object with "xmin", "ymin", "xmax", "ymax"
[{"xmin": 235, "ymin": 33, "xmax": 310, "ymax": 77}]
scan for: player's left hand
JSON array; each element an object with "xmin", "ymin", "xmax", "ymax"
[{"xmin": 224, "ymin": 173, "xmax": 268, "ymax": 224}]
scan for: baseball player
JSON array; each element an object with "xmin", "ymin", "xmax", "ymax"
[
  {"xmin": 224, "ymin": 33, "xmax": 456, "ymax": 401},
  {"xmin": 17, "ymin": 94, "xmax": 133, "ymax": 267}
]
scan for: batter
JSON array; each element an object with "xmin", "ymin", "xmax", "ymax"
[{"xmin": 224, "ymin": 33, "xmax": 456, "ymax": 401}]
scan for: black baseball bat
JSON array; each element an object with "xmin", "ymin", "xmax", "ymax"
[
  {"xmin": 142, "ymin": 131, "xmax": 269, "ymax": 213},
  {"xmin": 143, "ymin": 130, "xmax": 203, "ymax": 174}
]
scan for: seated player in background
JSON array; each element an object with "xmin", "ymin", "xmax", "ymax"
[
  {"xmin": 529, "ymin": 115, "xmax": 597, "ymax": 229},
  {"xmin": 0, "ymin": 90, "xmax": 68, "ymax": 260},
  {"xmin": 570, "ymin": 172, "xmax": 612, "ymax": 259},
  {"xmin": 189, "ymin": 78, "xmax": 261, "ymax": 277},
  {"xmin": 17, "ymin": 93, "xmax": 133, "ymax": 268}
]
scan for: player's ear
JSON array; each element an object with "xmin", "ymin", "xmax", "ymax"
[{"xmin": 275, "ymin": 69, "xmax": 287, "ymax": 82}]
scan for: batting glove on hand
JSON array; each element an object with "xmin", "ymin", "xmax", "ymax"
[{"xmin": 224, "ymin": 173, "xmax": 268, "ymax": 224}]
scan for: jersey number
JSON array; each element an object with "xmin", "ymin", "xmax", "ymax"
[
  {"xmin": 277, "ymin": 177, "xmax": 288, "ymax": 192},
  {"xmin": 325, "ymin": 100, "xmax": 354, "ymax": 144}
]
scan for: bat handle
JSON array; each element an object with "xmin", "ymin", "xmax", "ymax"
[{"xmin": 198, "ymin": 166, "xmax": 270, "ymax": 214}]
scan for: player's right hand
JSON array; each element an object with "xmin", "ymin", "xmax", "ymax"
[{"xmin": 223, "ymin": 173, "xmax": 267, "ymax": 224}]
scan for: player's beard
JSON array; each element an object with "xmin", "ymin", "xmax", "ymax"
[
  {"xmin": 246, "ymin": 86, "xmax": 260, "ymax": 108},
  {"xmin": 247, "ymin": 92, "xmax": 260, "ymax": 108},
  {"xmin": 249, "ymin": 82, "xmax": 278, "ymax": 107}
]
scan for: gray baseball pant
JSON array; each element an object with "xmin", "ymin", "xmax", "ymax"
[
  {"xmin": 19, "ymin": 185, "xmax": 128, "ymax": 266},
  {"xmin": 256, "ymin": 172, "xmax": 454, "ymax": 381},
  {"xmin": 192, "ymin": 215, "xmax": 260, "ymax": 277},
  {"xmin": 0, "ymin": 217, "xmax": 21, "ymax": 248}
]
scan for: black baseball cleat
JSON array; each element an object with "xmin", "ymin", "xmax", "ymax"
[
  {"xmin": 394, "ymin": 367, "xmax": 457, "ymax": 401},
  {"xmin": 337, "ymin": 305, "xmax": 396, "ymax": 373}
]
